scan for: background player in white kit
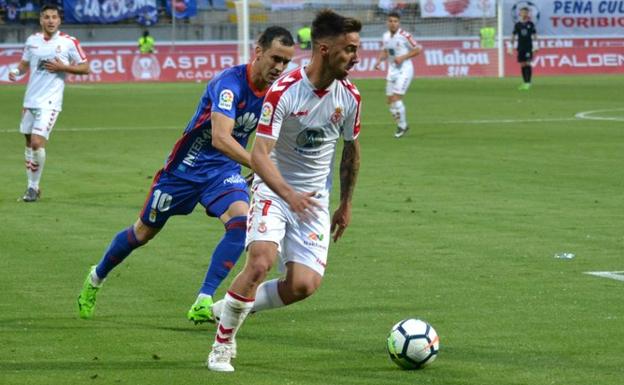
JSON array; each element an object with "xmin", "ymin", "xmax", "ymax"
[
  {"xmin": 207, "ymin": 9, "xmax": 362, "ymax": 372},
  {"xmin": 374, "ymin": 11, "xmax": 421, "ymax": 138},
  {"xmin": 9, "ymin": 4, "xmax": 89, "ymax": 202}
]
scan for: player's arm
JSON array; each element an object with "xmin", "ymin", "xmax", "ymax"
[
  {"xmin": 211, "ymin": 111, "xmax": 251, "ymax": 168},
  {"xmin": 532, "ymin": 30, "xmax": 539, "ymax": 52},
  {"xmin": 251, "ymin": 136, "xmax": 319, "ymax": 219},
  {"xmin": 374, "ymin": 49, "xmax": 389, "ymax": 70},
  {"xmin": 331, "ymin": 139, "xmax": 360, "ymax": 242},
  {"xmin": 44, "ymin": 59, "xmax": 89, "ymax": 75},
  {"xmin": 8, "ymin": 60, "xmax": 29, "ymax": 81},
  {"xmin": 395, "ymin": 46, "xmax": 421, "ymax": 66},
  {"xmin": 508, "ymin": 27, "xmax": 517, "ymax": 54}
]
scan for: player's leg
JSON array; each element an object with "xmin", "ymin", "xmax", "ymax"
[
  {"xmin": 208, "ymin": 186, "xmax": 285, "ymax": 371},
  {"xmin": 208, "ymin": 241, "xmax": 279, "ymax": 372},
  {"xmin": 391, "ymin": 71, "xmax": 413, "ymax": 138},
  {"xmin": 19, "ymin": 109, "xmax": 57, "ymax": 201},
  {"xmin": 78, "ymin": 170, "xmax": 198, "ymax": 319},
  {"xmin": 188, "ymin": 196, "xmax": 249, "ymax": 324}
]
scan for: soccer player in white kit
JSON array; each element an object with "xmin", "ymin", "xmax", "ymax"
[
  {"xmin": 374, "ymin": 11, "xmax": 422, "ymax": 138},
  {"xmin": 8, "ymin": 4, "xmax": 89, "ymax": 202},
  {"xmin": 207, "ymin": 9, "xmax": 362, "ymax": 372}
]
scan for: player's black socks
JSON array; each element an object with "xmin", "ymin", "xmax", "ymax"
[
  {"xmin": 521, "ymin": 66, "xmax": 529, "ymax": 83},
  {"xmin": 526, "ymin": 66, "xmax": 532, "ymax": 83}
]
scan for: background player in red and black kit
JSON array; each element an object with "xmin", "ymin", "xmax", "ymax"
[{"xmin": 509, "ymin": 7, "xmax": 537, "ymax": 90}]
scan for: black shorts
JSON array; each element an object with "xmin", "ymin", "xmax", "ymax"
[{"xmin": 517, "ymin": 49, "xmax": 533, "ymax": 63}]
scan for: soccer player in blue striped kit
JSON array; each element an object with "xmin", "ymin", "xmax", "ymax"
[{"xmin": 77, "ymin": 26, "xmax": 295, "ymax": 323}]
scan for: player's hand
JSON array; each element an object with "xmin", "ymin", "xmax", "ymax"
[
  {"xmin": 330, "ymin": 202, "xmax": 352, "ymax": 243},
  {"xmin": 507, "ymin": 48, "xmax": 514, "ymax": 55},
  {"xmin": 286, "ymin": 191, "xmax": 320, "ymax": 222},
  {"xmin": 374, "ymin": 62, "xmax": 382, "ymax": 71},
  {"xmin": 394, "ymin": 57, "xmax": 404, "ymax": 66},
  {"xmin": 8, "ymin": 68, "xmax": 20, "ymax": 81},
  {"xmin": 532, "ymin": 47, "xmax": 539, "ymax": 53},
  {"xmin": 44, "ymin": 58, "xmax": 66, "ymax": 73}
]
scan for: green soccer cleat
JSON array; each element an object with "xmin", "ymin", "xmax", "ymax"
[
  {"xmin": 77, "ymin": 266, "xmax": 100, "ymax": 319},
  {"xmin": 187, "ymin": 296, "xmax": 215, "ymax": 324},
  {"xmin": 518, "ymin": 83, "xmax": 531, "ymax": 91}
]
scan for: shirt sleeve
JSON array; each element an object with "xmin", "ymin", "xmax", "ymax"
[
  {"xmin": 341, "ymin": 81, "xmax": 361, "ymax": 141},
  {"xmin": 67, "ymin": 37, "xmax": 87, "ymax": 64},
  {"xmin": 513, "ymin": 23, "xmax": 520, "ymax": 35},
  {"xmin": 21, "ymin": 37, "xmax": 32, "ymax": 62},
  {"xmin": 256, "ymin": 88, "xmax": 289, "ymax": 141},
  {"xmin": 209, "ymin": 74, "xmax": 242, "ymax": 120}
]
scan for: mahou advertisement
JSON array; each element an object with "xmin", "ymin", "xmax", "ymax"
[{"xmin": 1, "ymin": 38, "xmax": 623, "ymax": 84}]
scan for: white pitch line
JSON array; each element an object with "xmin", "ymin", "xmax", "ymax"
[
  {"xmin": 585, "ymin": 271, "xmax": 624, "ymax": 282},
  {"xmin": 575, "ymin": 108, "xmax": 624, "ymax": 122},
  {"xmin": 0, "ymin": 117, "xmax": 588, "ymax": 134}
]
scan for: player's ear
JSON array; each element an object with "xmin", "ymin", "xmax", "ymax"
[{"xmin": 254, "ymin": 45, "xmax": 262, "ymax": 59}]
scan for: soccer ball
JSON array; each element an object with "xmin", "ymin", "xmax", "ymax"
[{"xmin": 387, "ymin": 318, "xmax": 440, "ymax": 369}]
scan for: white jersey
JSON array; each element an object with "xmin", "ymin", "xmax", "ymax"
[
  {"xmin": 382, "ymin": 28, "xmax": 420, "ymax": 74},
  {"xmin": 21, "ymin": 31, "xmax": 87, "ymax": 111},
  {"xmin": 255, "ymin": 67, "xmax": 361, "ymax": 193}
]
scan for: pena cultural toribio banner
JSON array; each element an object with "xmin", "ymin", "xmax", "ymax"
[
  {"xmin": 504, "ymin": 0, "xmax": 624, "ymax": 36},
  {"xmin": 1, "ymin": 38, "xmax": 623, "ymax": 84}
]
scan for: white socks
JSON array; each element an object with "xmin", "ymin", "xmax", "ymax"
[
  {"xmin": 25, "ymin": 147, "xmax": 46, "ymax": 190},
  {"xmin": 215, "ymin": 291, "xmax": 254, "ymax": 346},
  {"xmin": 253, "ymin": 279, "xmax": 285, "ymax": 312},
  {"xmin": 389, "ymin": 100, "xmax": 407, "ymax": 129}
]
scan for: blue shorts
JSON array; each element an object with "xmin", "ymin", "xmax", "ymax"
[{"xmin": 139, "ymin": 169, "xmax": 249, "ymax": 228}]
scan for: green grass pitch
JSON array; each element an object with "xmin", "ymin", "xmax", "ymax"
[{"xmin": 1, "ymin": 75, "xmax": 623, "ymax": 385}]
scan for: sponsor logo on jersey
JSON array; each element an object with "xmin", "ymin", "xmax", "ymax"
[
  {"xmin": 234, "ymin": 112, "xmax": 258, "ymax": 137},
  {"xmin": 259, "ymin": 102, "xmax": 273, "ymax": 126},
  {"xmin": 258, "ymin": 221, "xmax": 267, "ymax": 233},
  {"xmin": 296, "ymin": 127, "xmax": 325, "ymax": 149},
  {"xmin": 218, "ymin": 89, "xmax": 234, "ymax": 110},
  {"xmin": 55, "ymin": 45, "xmax": 61, "ymax": 53},
  {"xmin": 308, "ymin": 232, "xmax": 324, "ymax": 241},
  {"xmin": 291, "ymin": 110, "xmax": 309, "ymax": 117}
]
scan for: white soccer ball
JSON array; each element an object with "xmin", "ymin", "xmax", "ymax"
[{"xmin": 387, "ymin": 318, "xmax": 440, "ymax": 369}]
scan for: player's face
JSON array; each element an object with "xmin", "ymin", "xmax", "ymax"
[
  {"xmin": 387, "ymin": 16, "xmax": 400, "ymax": 33},
  {"xmin": 327, "ymin": 32, "xmax": 360, "ymax": 80},
  {"xmin": 40, "ymin": 10, "xmax": 61, "ymax": 37},
  {"xmin": 257, "ymin": 39, "xmax": 295, "ymax": 84},
  {"xmin": 519, "ymin": 9, "xmax": 529, "ymax": 21}
]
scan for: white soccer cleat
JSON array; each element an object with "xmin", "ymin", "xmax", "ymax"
[
  {"xmin": 207, "ymin": 343, "xmax": 235, "ymax": 372},
  {"xmin": 394, "ymin": 126, "xmax": 410, "ymax": 138}
]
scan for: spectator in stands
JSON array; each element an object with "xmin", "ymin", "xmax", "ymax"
[
  {"xmin": 296, "ymin": 25, "xmax": 311, "ymax": 50},
  {"xmin": 138, "ymin": 29, "xmax": 156, "ymax": 54}
]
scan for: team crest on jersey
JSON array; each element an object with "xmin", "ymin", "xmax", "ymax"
[
  {"xmin": 259, "ymin": 102, "xmax": 273, "ymax": 126},
  {"xmin": 218, "ymin": 89, "xmax": 234, "ymax": 110},
  {"xmin": 330, "ymin": 107, "xmax": 343, "ymax": 124}
]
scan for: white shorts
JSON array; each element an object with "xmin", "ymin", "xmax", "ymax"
[
  {"xmin": 386, "ymin": 68, "xmax": 413, "ymax": 96},
  {"xmin": 19, "ymin": 108, "xmax": 60, "ymax": 140},
  {"xmin": 246, "ymin": 183, "xmax": 331, "ymax": 276}
]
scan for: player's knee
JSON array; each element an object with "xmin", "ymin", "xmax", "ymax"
[
  {"xmin": 285, "ymin": 277, "xmax": 321, "ymax": 300},
  {"xmin": 243, "ymin": 256, "xmax": 272, "ymax": 284},
  {"xmin": 133, "ymin": 221, "xmax": 159, "ymax": 244}
]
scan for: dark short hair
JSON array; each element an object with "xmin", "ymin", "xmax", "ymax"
[
  {"xmin": 388, "ymin": 11, "xmax": 401, "ymax": 19},
  {"xmin": 257, "ymin": 26, "xmax": 295, "ymax": 50},
  {"xmin": 311, "ymin": 9, "xmax": 362, "ymax": 42},
  {"xmin": 520, "ymin": 7, "xmax": 530, "ymax": 11},
  {"xmin": 41, "ymin": 4, "xmax": 61, "ymax": 15}
]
